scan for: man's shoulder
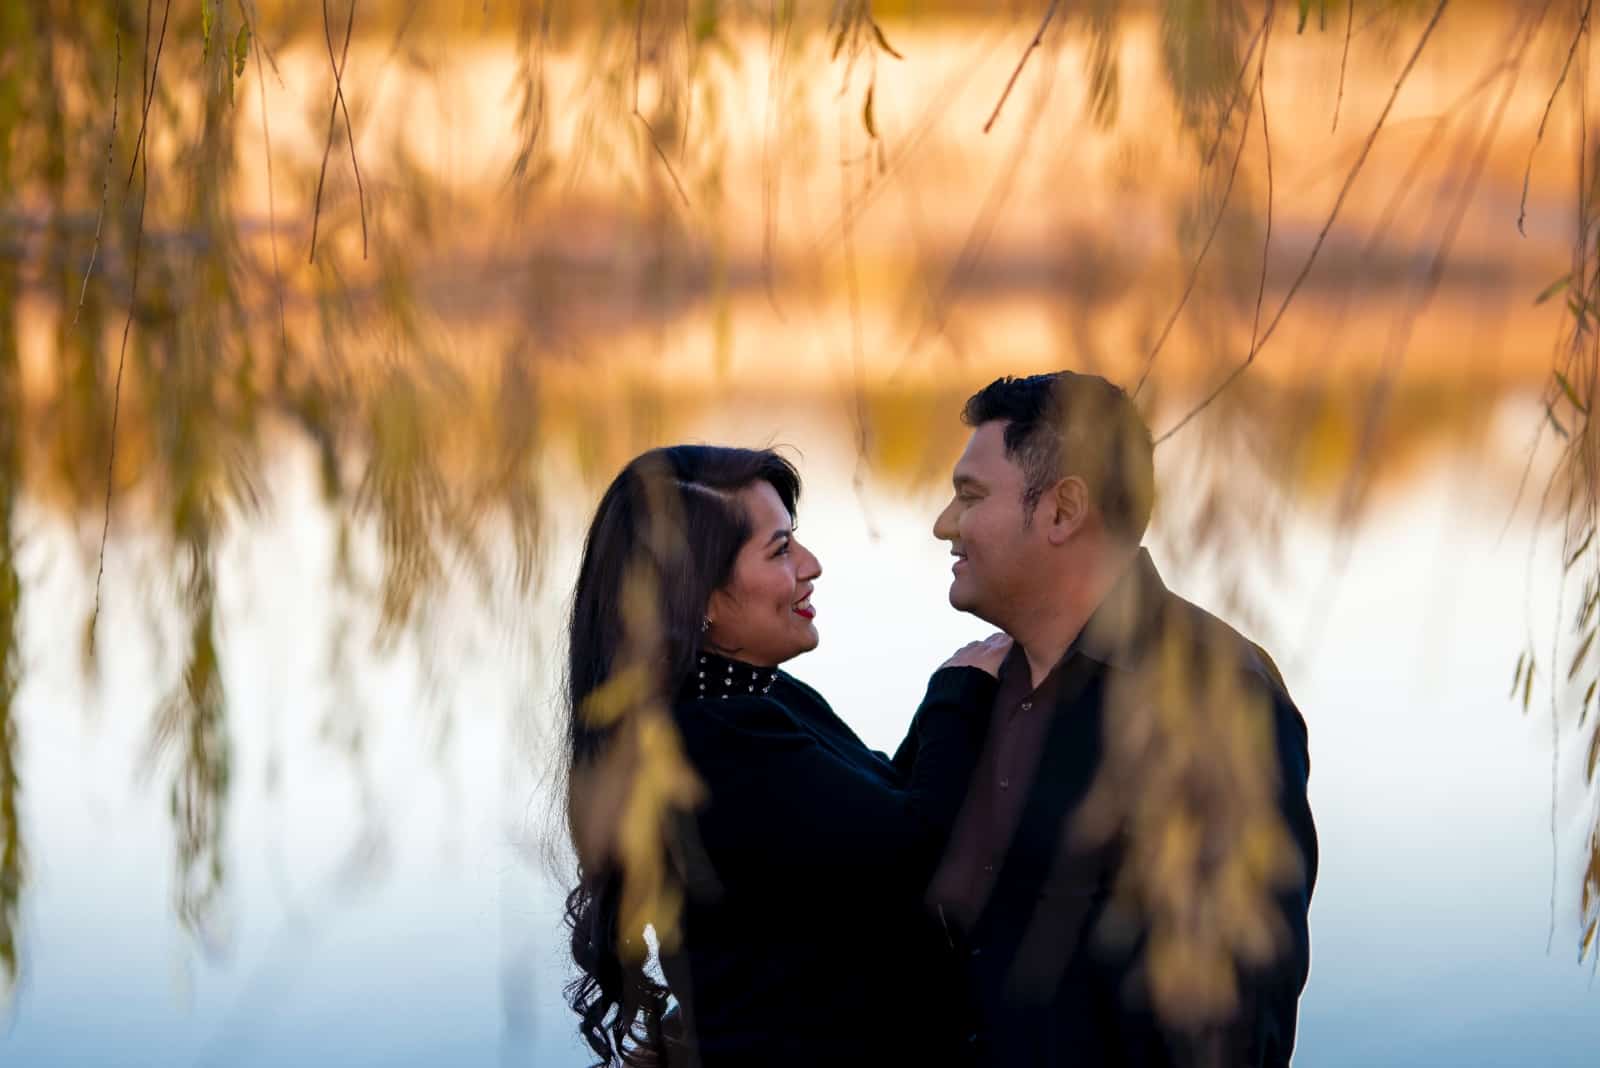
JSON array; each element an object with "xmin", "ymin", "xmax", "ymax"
[{"xmin": 1153, "ymin": 586, "xmax": 1294, "ymax": 701}]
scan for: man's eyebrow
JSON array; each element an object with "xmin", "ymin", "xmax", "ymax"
[{"xmin": 953, "ymin": 473, "xmax": 985, "ymax": 490}]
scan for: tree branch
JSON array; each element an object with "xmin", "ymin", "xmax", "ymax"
[
  {"xmin": 1157, "ymin": 0, "xmax": 1451, "ymax": 445},
  {"xmin": 309, "ymin": 0, "xmax": 369, "ymax": 263},
  {"xmin": 983, "ymin": 0, "xmax": 1062, "ymax": 134},
  {"xmin": 75, "ymin": 33, "xmax": 120, "ymax": 328}
]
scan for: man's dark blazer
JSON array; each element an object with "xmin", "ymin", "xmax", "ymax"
[{"xmin": 931, "ymin": 548, "xmax": 1317, "ymax": 1067}]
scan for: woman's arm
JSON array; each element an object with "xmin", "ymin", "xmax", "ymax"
[{"xmin": 676, "ymin": 666, "xmax": 996, "ymax": 898}]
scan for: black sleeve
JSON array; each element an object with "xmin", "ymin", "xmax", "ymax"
[
  {"xmin": 1209, "ymin": 690, "xmax": 1318, "ymax": 1068},
  {"xmin": 889, "ymin": 713, "xmax": 920, "ymax": 777},
  {"xmin": 677, "ymin": 667, "xmax": 996, "ymax": 897}
]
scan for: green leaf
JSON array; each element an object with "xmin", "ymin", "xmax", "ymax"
[
  {"xmin": 831, "ymin": 24, "xmax": 848, "ymax": 60},
  {"xmin": 870, "ymin": 19, "xmax": 904, "ymax": 59},
  {"xmin": 862, "ymin": 83, "xmax": 877, "ymax": 139},
  {"xmin": 1524, "ymin": 655, "xmax": 1536, "ymax": 714},
  {"xmin": 1568, "ymin": 527, "xmax": 1596, "ymax": 570},
  {"xmin": 1582, "ymin": 678, "xmax": 1597, "ymax": 727},
  {"xmin": 234, "ymin": 24, "xmax": 251, "ymax": 79},
  {"xmin": 1535, "ymin": 274, "xmax": 1571, "ymax": 304},
  {"xmin": 202, "ymin": 0, "xmax": 214, "ymax": 58},
  {"xmin": 1570, "ymin": 629, "xmax": 1595, "ymax": 681},
  {"xmin": 1546, "ymin": 403, "xmax": 1571, "ymax": 439},
  {"xmin": 692, "ymin": 0, "xmax": 719, "ymax": 43},
  {"xmin": 1587, "ymin": 721, "xmax": 1600, "ymax": 782},
  {"xmin": 1297, "ymin": 0, "xmax": 1312, "ymax": 33},
  {"xmin": 1556, "ymin": 370, "xmax": 1590, "ymax": 415},
  {"xmin": 1511, "ymin": 650, "xmax": 1527, "ymax": 698},
  {"xmin": 1569, "ymin": 292, "xmax": 1594, "ymax": 326}
]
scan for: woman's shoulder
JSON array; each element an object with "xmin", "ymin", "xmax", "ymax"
[
  {"xmin": 772, "ymin": 668, "xmax": 831, "ymax": 711},
  {"xmin": 671, "ymin": 689, "xmax": 811, "ymax": 748}
]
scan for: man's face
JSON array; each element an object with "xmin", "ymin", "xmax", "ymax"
[{"xmin": 932, "ymin": 421, "xmax": 1050, "ymax": 626}]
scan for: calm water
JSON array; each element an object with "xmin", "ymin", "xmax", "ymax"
[
  {"xmin": 8, "ymin": 7, "xmax": 1600, "ymax": 1064},
  {"xmin": 0, "ymin": 394, "xmax": 1595, "ymax": 1066}
]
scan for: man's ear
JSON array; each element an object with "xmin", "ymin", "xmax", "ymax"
[{"xmin": 1046, "ymin": 477, "xmax": 1089, "ymax": 545}]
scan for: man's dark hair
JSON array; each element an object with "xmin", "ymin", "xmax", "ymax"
[{"xmin": 962, "ymin": 371, "xmax": 1155, "ymax": 542}]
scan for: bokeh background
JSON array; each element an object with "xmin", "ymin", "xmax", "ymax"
[{"xmin": 4, "ymin": 1, "xmax": 1600, "ymax": 1064}]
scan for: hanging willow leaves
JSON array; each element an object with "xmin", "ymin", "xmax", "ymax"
[
  {"xmin": 1555, "ymin": 371, "xmax": 1589, "ymax": 415},
  {"xmin": 1546, "ymin": 403, "xmax": 1571, "ymax": 439},
  {"xmin": 1536, "ymin": 274, "xmax": 1572, "ymax": 304},
  {"xmin": 1524, "ymin": 654, "xmax": 1537, "ymax": 714},
  {"xmin": 870, "ymin": 18, "xmax": 903, "ymax": 59},
  {"xmin": 1570, "ymin": 629, "xmax": 1595, "ymax": 681},
  {"xmin": 1581, "ymin": 679, "xmax": 1597, "ymax": 727},
  {"xmin": 1569, "ymin": 293, "xmax": 1594, "ymax": 331},
  {"xmin": 233, "ymin": 24, "xmax": 250, "ymax": 79},
  {"xmin": 1567, "ymin": 527, "xmax": 1595, "ymax": 569},
  {"xmin": 1512, "ymin": 649, "xmax": 1527, "ymax": 699}
]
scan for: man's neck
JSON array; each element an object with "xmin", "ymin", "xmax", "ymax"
[{"xmin": 1010, "ymin": 546, "xmax": 1137, "ymax": 689}]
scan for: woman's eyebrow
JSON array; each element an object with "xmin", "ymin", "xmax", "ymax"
[{"xmin": 764, "ymin": 528, "xmax": 793, "ymax": 545}]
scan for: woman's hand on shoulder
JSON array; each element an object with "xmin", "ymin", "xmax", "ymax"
[{"xmin": 941, "ymin": 632, "xmax": 1013, "ymax": 677}]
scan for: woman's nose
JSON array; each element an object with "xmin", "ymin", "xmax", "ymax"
[{"xmin": 798, "ymin": 542, "xmax": 822, "ymax": 581}]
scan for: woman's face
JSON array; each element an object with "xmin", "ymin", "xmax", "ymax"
[{"xmin": 705, "ymin": 480, "xmax": 822, "ymax": 667}]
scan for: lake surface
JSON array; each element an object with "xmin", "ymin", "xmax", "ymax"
[
  {"xmin": 0, "ymin": 392, "xmax": 1595, "ymax": 1066},
  {"xmin": 8, "ymin": 6, "xmax": 1600, "ymax": 1064}
]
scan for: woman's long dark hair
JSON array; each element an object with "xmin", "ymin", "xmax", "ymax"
[{"xmin": 563, "ymin": 445, "xmax": 800, "ymax": 1066}]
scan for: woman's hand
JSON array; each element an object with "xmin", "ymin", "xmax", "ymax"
[{"xmin": 941, "ymin": 632, "xmax": 1013, "ymax": 677}]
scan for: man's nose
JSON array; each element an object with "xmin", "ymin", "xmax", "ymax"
[{"xmin": 932, "ymin": 500, "xmax": 957, "ymax": 542}]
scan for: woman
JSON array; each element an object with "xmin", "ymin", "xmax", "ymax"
[{"xmin": 564, "ymin": 445, "xmax": 1009, "ymax": 1066}]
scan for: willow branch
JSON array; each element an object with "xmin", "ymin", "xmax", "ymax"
[
  {"xmin": 1519, "ymin": 0, "xmax": 1591, "ymax": 236},
  {"xmin": 76, "ymin": 33, "xmax": 120, "ymax": 327},
  {"xmin": 983, "ymin": 0, "xmax": 1062, "ymax": 133},
  {"xmin": 309, "ymin": 0, "xmax": 369, "ymax": 263},
  {"xmin": 1157, "ymin": 0, "xmax": 1451, "ymax": 445}
]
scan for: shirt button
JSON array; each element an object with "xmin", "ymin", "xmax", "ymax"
[
  {"xmin": 983, "ymin": 863, "xmax": 994, "ymax": 874},
  {"xmin": 999, "ymin": 778, "xmax": 1010, "ymax": 790},
  {"xmin": 1020, "ymin": 701, "xmax": 1032, "ymax": 712}
]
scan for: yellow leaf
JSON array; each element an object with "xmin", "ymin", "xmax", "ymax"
[{"xmin": 870, "ymin": 19, "xmax": 904, "ymax": 59}]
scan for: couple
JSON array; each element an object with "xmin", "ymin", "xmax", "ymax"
[{"xmin": 562, "ymin": 372, "xmax": 1317, "ymax": 1067}]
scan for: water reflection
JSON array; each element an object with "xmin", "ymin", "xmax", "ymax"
[
  {"xmin": 1, "ymin": 396, "xmax": 1596, "ymax": 1065},
  {"xmin": 4, "ymin": 0, "xmax": 1600, "ymax": 1060}
]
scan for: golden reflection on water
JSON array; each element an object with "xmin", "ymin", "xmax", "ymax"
[{"xmin": 3, "ymin": 0, "xmax": 1596, "ymax": 1030}]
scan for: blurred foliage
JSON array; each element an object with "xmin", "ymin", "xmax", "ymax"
[{"xmin": 2, "ymin": 0, "xmax": 1599, "ymax": 1031}]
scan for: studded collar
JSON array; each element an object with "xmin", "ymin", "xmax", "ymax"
[{"xmin": 691, "ymin": 650, "xmax": 781, "ymax": 700}]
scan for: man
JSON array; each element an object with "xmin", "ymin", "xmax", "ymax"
[{"xmin": 929, "ymin": 372, "xmax": 1316, "ymax": 1067}]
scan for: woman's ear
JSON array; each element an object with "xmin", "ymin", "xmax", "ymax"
[
  {"xmin": 705, "ymin": 587, "xmax": 733, "ymax": 635},
  {"xmin": 1047, "ymin": 477, "xmax": 1089, "ymax": 545}
]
